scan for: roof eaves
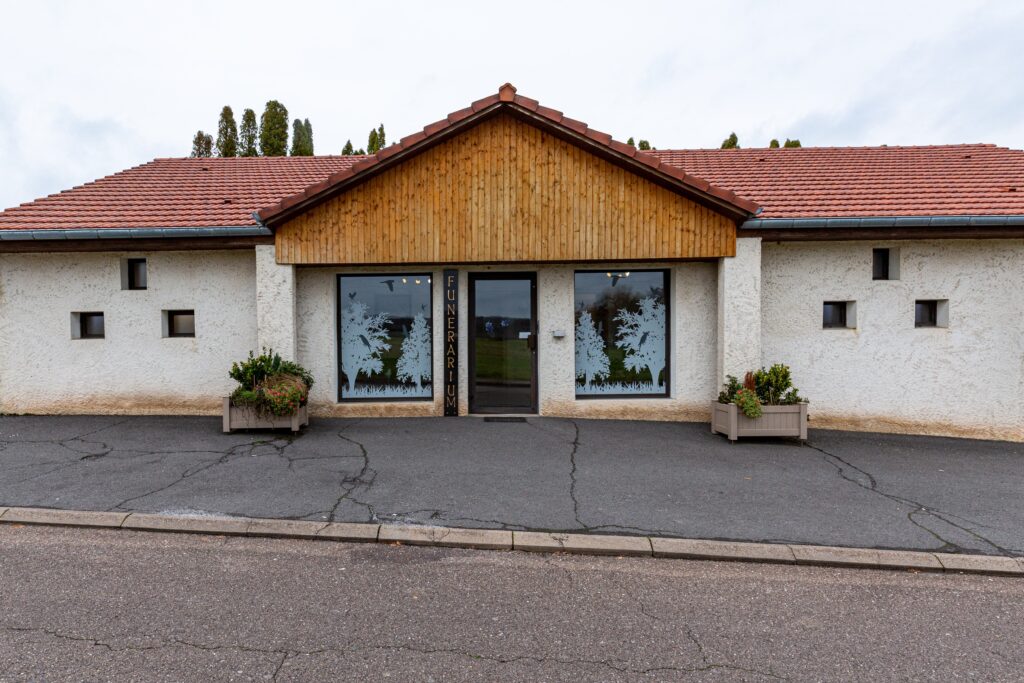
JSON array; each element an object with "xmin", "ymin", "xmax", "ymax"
[
  {"xmin": 0, "ymin": 226, "xmax": 270, "ymax": 241},
  {"xmin": 741, "ymin": 215, "xmax": 1024, "ymax": 230}
]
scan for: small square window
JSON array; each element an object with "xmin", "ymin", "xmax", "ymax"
[
  {"xmin": 915, "ymin": 300, "xmax": 948, "ymax": 328},
  {"xmin": 872, "ymin": 249, "xmax": 889, "ymax": 280},
  {"xmin": 823, "ymin": 301, "xmax": 849, "ymax": 328},
  {"xmin": 871, "ymin": 247, "xmax": 900, "ymax": 280},
  {"xmin": 127, "ymin": 259, "xmax": 147, "ymax": 290},
  {"xmin": 79, "ymin": 312, "xmax": 105, "ymax": 339},
  {"xmin": 915, "ymin": 300, "xmax": 936, "ymax": 327},
  {"xmin": 166, "ymin": 310, "xmax": 195, "ymax": 337}
]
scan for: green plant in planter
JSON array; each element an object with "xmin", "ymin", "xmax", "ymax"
[
  {"xmin": 752, "ymin": 363, "xmax": 803, "ymax": 405},
  {"xmin": 717, "ymin": 374, "xmax": 743, "ymax": 404},
  {"xmin": 718, "ymin": 363, "xmax": 805, "ymax": 418},
  {"xmin": 230, "ymin": 348, "xmax": 314, "ymax": 392},
  {"xmin": 733, "ymin": 387, "xmax": 762, "ymax": 419},
  {"xmin": 229, "ymin": 349, "xmax": 313, "ymax": 417}
]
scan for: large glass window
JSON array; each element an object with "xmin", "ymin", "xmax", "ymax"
[
  {"xmin": 338, "ymin": 274, "xmax": 433, "ymax": 401},
  {"xmin": 574, "ymin": 270, "xmax": 669, "ymax": 397}
]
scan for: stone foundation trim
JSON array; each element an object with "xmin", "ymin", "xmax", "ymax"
[{"xmin": 0, "ymin": 507, "xmax": 1020, "ymax": 577}]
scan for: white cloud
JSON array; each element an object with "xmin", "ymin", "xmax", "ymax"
[{"xmin": 0, "ymin": 0, "xmax": 1021, "ymax": 209}]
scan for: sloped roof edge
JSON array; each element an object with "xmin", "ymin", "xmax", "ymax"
[{"xmin": 256, "ymin": 83, "xmax": 760, "ymax": 226}]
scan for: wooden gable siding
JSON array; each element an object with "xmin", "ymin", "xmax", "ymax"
[{"xmin": 275, "ymin": 114, "xmax": 737, "ymax": 264}]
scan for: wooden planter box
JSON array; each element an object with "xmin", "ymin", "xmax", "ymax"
[
  {"xmin": 711, "ymin": 402, "xmax": 808, "ymax": 442},
  {"xmin": 222, "ymin": 398, "xmax": 309, "ymax": 434}
]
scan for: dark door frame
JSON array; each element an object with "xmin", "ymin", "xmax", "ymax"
[{"xmin": 467, "ymin": 271, "xmax": 538, "ymax": 414}]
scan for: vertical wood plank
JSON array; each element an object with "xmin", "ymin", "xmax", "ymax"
[{"xmin": 276, "ymin": 114, "xmax": 737, "ymax": 264}]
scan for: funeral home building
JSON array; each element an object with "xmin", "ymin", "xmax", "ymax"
[{"xmin": 0, "ymin": 84, "xmax": 1021, "ymax": 441}]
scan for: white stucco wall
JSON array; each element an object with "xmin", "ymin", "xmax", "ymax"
[
  {"xmin": 255, "ymin": 244, "xmax": 297, "ymax": 359},
  {"xmin": 761, "ymin": 239, "xmax": 1024, "ymax": 441},
  {"xmin": 718, "ymin": 236, "xmax": 762, "ymax": 383},
  {"xmin": 296, "ymin": 263, "xmax": 718, "ymax": 421},
  {"xmin": 0, "ymin": 250, "xmax": 257, "ymax": 414}
]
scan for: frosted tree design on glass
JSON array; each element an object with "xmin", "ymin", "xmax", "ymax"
[
  {"xmin": 574, "ymin": 311, "xmax": 610, "ymax": 388},
  {"xmin": 615, "ymin": 296, "xmax": 666, "ymax": 386},
  {"xmin": 396, "ymin": 312, "xmax": 432, "ymax": 388},
  {"xmin": 340, "ymin": 302, "xmax": 391, "ymax": 394}
]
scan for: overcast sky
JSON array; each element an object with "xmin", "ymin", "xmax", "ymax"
[{"xmin": 1, "ymin": 0, "xmax": 1022, "ymax": 210}]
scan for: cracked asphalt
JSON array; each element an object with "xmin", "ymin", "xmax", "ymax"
[
  {"xmin": 2, "ymin": 525, "xmax": 1023, "ymax": 681},
  {"xmin": 1, "ymin": 415, "xmax": 1022, "ymax": 556}
]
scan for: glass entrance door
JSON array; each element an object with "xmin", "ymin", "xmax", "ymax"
[{"xmin": 468, "ymin": 273, "xmax": 537, "ymax": 414}]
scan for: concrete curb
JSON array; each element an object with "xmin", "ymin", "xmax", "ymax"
[{"xmin": 0, "ymin": 507, "xmax": 1020, "ymax": 577}]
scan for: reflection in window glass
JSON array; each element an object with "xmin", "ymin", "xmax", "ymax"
[
  {"xmin": 338, "ymin": 275, "xmax": 433, "ymax": 400},
  {"xmin": 574, "ymin": 270, "xmax": 668, "ymax": 397}
]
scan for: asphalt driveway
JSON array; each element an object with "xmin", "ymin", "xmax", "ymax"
[{"xmin": 0, "ymin": 415, "xmax": 1021, "ymax": 556}]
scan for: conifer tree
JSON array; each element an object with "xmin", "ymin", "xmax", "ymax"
[
  {"xmin": 259, "ymin": 100, "xmax": 289, "ymax": 156},
  {"xmin": 342, "ymin": 140, "xmax": 355, "ymax": 155},
  {"xmin": 290, "ymin": 118, "xmax": 312, "ymax": 156},
  {"xmin": 720, "ymin": 132, "xmax": 740, "ymax": 149},
  {"xmin": 376, "ymin": 123, "xmax": 385, "ymax": 149},
  {"xmin": 303, "ymin": 119, "xmax": 314, "ymax": 155},
  {"xmin": 190, "ymin": 130, "xmax": 213, "ymax": 157},
  {"xmin": 215, "ymin": 106, "xmax": 238, "ymax": 157},
  {"xmin": 367, "ymin": 128, "xmax": 379, "ymax": 155},
  {"xmin": 626, "ymin": 137, "xmax": 635, "ymax": 147},
  {"xmin": 239, "ymin": 108, "xmax": 259, "ymax": 157}
]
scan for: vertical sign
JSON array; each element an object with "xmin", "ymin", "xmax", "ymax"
[{"xmin": 443, "ymin": 269, "xmax": 459, "ymax": 416}]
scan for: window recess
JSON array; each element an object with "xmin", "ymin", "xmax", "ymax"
[
  {"xmin": 823, "ymin": 301, "xmax": 856, "ymax": 329},
  {"xmin": 163, "ymin": 310, "xmax": 196, "ymax": 337},
  {"xmin": 72, "ymin": 312, "xmax": 105, "ymax": 339}
]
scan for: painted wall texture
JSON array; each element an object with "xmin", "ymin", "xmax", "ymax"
[
  {"xmin": 761, "ymin": 239, "xmax": 1024, "ymax": 441},
  {"xmin": 255, "ymin": 244, "xmax": 297, "ymax": 360},
  {"xmin": 0, "ymin": 250, "xmax": 257, "ymax": 414},
  {"xmin": 296, "ymin": 263, "xmax": 718, "ymax": 421},
  {"xmin": 718, "ymin": 236, "xmax": 762, "ymax": 383}
]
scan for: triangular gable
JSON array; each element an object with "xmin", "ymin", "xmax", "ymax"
[{"xmin": 267, "ymin": 84, "xmax": 757, "ymax": 264}]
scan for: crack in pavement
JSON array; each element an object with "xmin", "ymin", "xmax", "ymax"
[
  {"xmin": 807, "ymin": 441, "xmax": 1015, "ymax": 556},
  {"xmin": 567, "ymin": 419, "xmax": 586, "ymax": 529},
  {"xmin": 0, "ymin": 418, "xmax": 134, "ymax": 484},
  {"xmin": 0, "ymin": 624, "xmax": 787, "ymax": 679},
  {"xmin": 104, "ymin": 439, "xmax": 293, "ymax": 513},
  {"xmin": 325, "ymin": 423, "xmax": 379, "ymax": 523}
]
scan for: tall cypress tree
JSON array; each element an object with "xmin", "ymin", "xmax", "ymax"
[
  {"xmin": 259, "ymin": 100, "xmax": 289, "ymax": 156},
  {"xmin": 290, "ymin": 119, "xmax": 306, "ymax": 156},
  {"xmin": 190, "ymin": 130, "xmax": 213, "ymax": 157},
  {"xmin": 239, "ymin": 108, "xmax": 259, "ymax": 157},
  {"xmin": 215, "ymin": 106, "xmax": 238, "ymax": 157},
  {"xmin": 304, "ymin": 119, "xmax": 314, "ymax": 155},
  {"xmin": 367, "ymin": 128, "xmax": 379, "ymax": 155},
  {"xmin": 376, "ymin": 123, "xmax": 385, "ymax": 149}
]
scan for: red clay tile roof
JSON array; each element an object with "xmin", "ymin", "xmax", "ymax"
[
  {"xmin": 2, "ymin": 84, "xmax": 1024, "ymax": 233},
  {"xmin": 255, "ymin": 83, "xmax": 760, "ymax": 224},
  {"xmin": 648, "ymin": 145, "xmax": 1024, "ymax": 219},
  {"xmin": 0, "ymin": 156, "xmax": 357, "ymax": 231}
]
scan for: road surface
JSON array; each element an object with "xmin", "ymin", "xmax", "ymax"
[{"xmin": 1, "ymin": 525, "xmax": 1021, "ymax": 681}]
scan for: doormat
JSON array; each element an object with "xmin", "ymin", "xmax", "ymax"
[{"xmin": 483, "ymin": 417, "xmax": 528, "ymax": 423}]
